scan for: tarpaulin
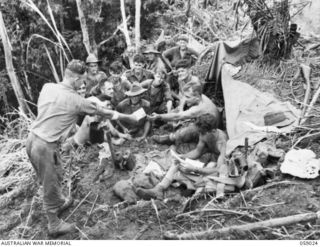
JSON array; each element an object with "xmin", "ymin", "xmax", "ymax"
[
  {"xmin": 205, "ymin": 38, "xmax": 260, "ymax": 84},
  {"xmin": 221, "ymin": 65, "xmax": 300, "ymax": 155},
  {"xmin": 188, "ymin": 35, "xmax": 206, "ymax": 54}
]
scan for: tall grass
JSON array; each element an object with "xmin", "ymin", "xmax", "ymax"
[
  {"xmin": 1, "ymin": 109, "xmax": 32, "ymax": 140},
  {"xmin": 23, "ymin": 0, "xmax": 73, "ymax": 82}
]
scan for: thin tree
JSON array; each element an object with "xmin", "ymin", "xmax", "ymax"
[
  {"xmin": 120, "ymin": 0, "xmax": 134, "ymax": 68},
  {"xmin": 135, "ymin": 0, "xmax": 141, "ymax": 52},
  {"xmin": 0, "ymin": 10, "xmax": 29, "ymax": 115},
  {"xmin": 76, "ymin": 0, "xmax": 92, "ymax": 55},
  {"xmin": 120, "ymin": 0, "xmax": 132, "ymax": 48}
]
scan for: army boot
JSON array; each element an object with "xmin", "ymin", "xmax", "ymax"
[
  {"xmin": 47, "ymin": 211, "xmax": 76, "ymax": 237},
  {"xmin": 57, "ymin": 197, "xmax": 74, "ymax": 216}
]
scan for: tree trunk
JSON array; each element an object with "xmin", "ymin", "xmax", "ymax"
[
  {"xmin": 0, "ymin": 11, "xmax": 29, "ymax": 115},
  {"xmin": 135, "ymin": 0, "xmax": 141, "ymax": 52},
  {"xmin": 59, "ymin": 0, "xmax": 65, "ymax": 33},
  {"xmin": 120, "ymin": 0, "xmax": 132, "ymax": 48},
  {"xmin": 86, "ymin": 0, "xmax": 101, "ymax": 56},
  {"xmin": 165, "ymin": 211, "xmax": 320, "ymax": 239},
  {"xmin": 76, "ymin": 0, "xmax": 91, "ymax": 55}
]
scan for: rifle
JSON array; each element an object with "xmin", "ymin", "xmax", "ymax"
[{"xmin": 93, "ymin": 130, "xmax": 116, "ymax": 182}]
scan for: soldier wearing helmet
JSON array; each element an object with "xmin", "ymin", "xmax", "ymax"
[{"xmin": 84, "ymin": 53, "xmax": 107, "ymax": 96}]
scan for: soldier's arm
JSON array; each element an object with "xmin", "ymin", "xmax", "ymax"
[
  {"xmin": 140, "ymin": 79, "xmax": 153, "ymax": 88},
  {"xmin": 158, "ymin": 105, "xmax": 199, "ymax": 121},
  {"xmin": 96, "ymin": 106, "xmax": 137, "ymax": 123},
  {"xmin": 216, "ymin": 139, "xmax": 227, "ymax": 170}
]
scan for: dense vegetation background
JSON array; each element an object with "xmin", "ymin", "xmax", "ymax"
[{"xmin": 0, "ymin": 0, "xmax": 170, "ymax": 119}]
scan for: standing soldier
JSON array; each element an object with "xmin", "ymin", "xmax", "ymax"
[{"xmin": 26, "ymin": 60, "xmax": 137, "ymax": 237}]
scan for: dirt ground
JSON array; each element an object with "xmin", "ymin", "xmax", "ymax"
[{"xmin": 1, "ymin": 131, "xmax": 320, "ymax": 240}]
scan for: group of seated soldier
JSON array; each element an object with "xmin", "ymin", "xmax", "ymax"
[{"xmin": 65, "ymin": 34, "xmax": 230, "ymax": 200}]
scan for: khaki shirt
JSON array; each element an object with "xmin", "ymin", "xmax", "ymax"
[
  {"xmin": 31, "ymin": 83, "xmax": 98, "ymax": 142},
  {"xmin": 85, "ymin": 71, "xmax": 107, "ymax": 95},
  {"xmin": 123, "ymin": 69, "xmax": 154, "ymax": 84}
]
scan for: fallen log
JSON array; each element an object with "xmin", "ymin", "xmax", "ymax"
[
  {"xmin": 176, "ymin": 208, "xmax": 257, "ymax": 220},
  {"xmin": 164, "ymin": 211, "xmax": 320, "ymax": 240}
]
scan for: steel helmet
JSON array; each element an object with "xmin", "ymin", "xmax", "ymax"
[{"xmin": 86, "ymin": 53, "xmax": 100, "ymax": 64}]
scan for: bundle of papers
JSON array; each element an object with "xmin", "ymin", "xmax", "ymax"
[
  {"xmin": 143, "ymin": 160, "xmax": 165, "ymax": 178},
  {"xmin": 132, "ymin": 108, "xmax": 147, "ymax": 121},
  {"xmin": 170, "ymin": 149, "xmax": 204, "ymax": 169},
  {"xmin": 185, "ymin": 158, "xmax": 205, "ymax": 169}
]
